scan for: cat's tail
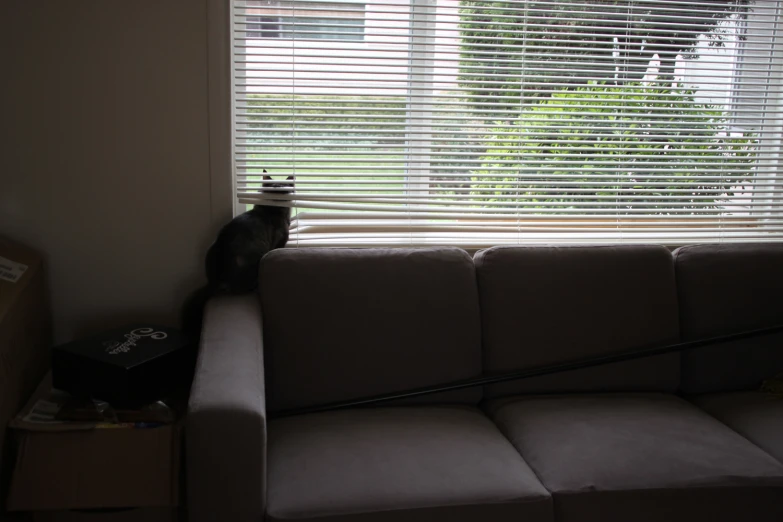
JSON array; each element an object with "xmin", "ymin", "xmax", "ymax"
[{"xmin": 180, "ymin": 285, "xmax": 214, "ymax": 343}]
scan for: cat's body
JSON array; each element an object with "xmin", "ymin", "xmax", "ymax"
[
  {"xmin": 205, "ymin": 201, "xmax": 291, "ymax": 293},
  {"xmin": 181, "ymin": 175, "xmax": 293, "ymax": 338}
]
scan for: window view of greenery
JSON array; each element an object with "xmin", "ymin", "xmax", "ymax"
[
  {"xmin": 457, "ymin": 0, "xmax": 757, "ymax": 216},
  {"xmin": 242, "ymin": 96, "xmax": 408, "ymax": 215},
  {"xmin": 239, "ymin": 0, "xmax": 761, "ymax": 225},
  {"xmin": 469, "ymin": 82, "xmax": 756, "ymax": 212}
]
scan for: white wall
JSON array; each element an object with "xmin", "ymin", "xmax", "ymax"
[{"xmin": 0, "ymin": 1, "xmax": 230, "ymax": 343}]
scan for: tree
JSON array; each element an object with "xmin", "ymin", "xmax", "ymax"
[
  {"xmin": 471, "ymin": 82, "xmax": 757, "ymax": 212},
  {"xmin": 458, "ymin": 0, "xmax": 751, "ymax": 118}
]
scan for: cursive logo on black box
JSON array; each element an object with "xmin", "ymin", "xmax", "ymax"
[{"xmin": 103, "ymin": 327, "xmax": 169, "ymax": 356}]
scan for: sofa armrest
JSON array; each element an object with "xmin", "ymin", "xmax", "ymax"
[{"xmin": 186, "ymin": 293, "xmax": 266, "ymax": 522}]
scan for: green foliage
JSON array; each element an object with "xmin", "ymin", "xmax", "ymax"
[
  {"xmin": 471, "ymin": 82, "xmax": 757, "ymax": 212},
  {"xmin": 243, "ymin": 94, "xmax": 484, "ymax": 183},
  {"xmin": 244, "ymin": 94, "xmax": 408, "ymax": 146},
  {"xmin": 458, "ymin": 0, "xmax": 750, "ymax": 121},
  {"xmin": 457, "ymin": 0, "xmax": 525, "ymax": 120}
]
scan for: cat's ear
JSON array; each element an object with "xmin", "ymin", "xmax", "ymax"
[
  {"xmin": 286, "ymin": 175, "xmax": 294, "ymax": 181},
  {"xmin": 263, "ymin": 174, "xmax": 272, "ymax": 181}
]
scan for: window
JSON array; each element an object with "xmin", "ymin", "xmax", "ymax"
[
  {"xmin": 246, "ymin": 16, "xmax": 282, "ymax": 38},
  {"xmin": 233, "ymin": 0, "xmax": 783, "ymax": 247},
  {"xmin": 245, "ymin": 2, "xmax": 365, "ymax": 41}
]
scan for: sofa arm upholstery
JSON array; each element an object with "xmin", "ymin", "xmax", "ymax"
[{"xmin": 186, "ymin": 293, "xmax": 267, "ymax": 522}]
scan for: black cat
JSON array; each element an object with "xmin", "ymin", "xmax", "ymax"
[
  {"xmin": 181, "ymin": 174, "xmax": 294, "ymax": 337},
  {"xmin": 205, "ymin": 174, "xmax": 294, "ymax": 293}
]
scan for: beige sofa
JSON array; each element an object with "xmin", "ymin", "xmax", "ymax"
[{"xmin": 186, "ymin": 243, "xmax": 783, "ymax": 522}]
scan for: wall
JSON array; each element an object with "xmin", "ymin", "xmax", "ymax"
[{"xmin": 0, "ymin": 1, "xmax": 230, "ymax": 343}]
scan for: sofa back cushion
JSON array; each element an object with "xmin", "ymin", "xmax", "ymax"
[
  {"xmin": 674, "ymin": 243, "xmax": 783, "ymax": 393},
  {"xmin": 259, "ymin": 247, "xmax": 483, "ymax": 413},
  {"xmin": 474, "ymin": 245, "xmax": 681, "ymax": 396}
]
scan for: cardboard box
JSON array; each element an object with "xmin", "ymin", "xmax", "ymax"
[
  {"xmin": 0, "ymin": 237, "xmax": 52, "ymax": 508},
  {"xmin": 6, "ymin": 377, "xmax": 180, "ymax": 512}
]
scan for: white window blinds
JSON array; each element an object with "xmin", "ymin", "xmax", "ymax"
[{"xmin": 233, "ymin": 0, "xmax": 783, "ymax": 247}]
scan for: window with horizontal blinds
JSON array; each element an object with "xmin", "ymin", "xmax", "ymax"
[{"xmin": 233, "ymin": 0, "xmax": 783, "ymax": 247}]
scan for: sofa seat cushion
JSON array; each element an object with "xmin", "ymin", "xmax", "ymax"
[
  {"xmin": 486, "ymin": 393, "xmax": 783, "ymax": 522},
  {"xmin": 690, "ymin": 391, "xmax": 783, "ymax": 464},
  {"xmin": 267, "ymin": 406, "xmax": 553, "ymax": 522}
]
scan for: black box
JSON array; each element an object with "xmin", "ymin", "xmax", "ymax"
[{"xmin": 52, "ymin": 325, "xmax": 195, "ymax": 407}]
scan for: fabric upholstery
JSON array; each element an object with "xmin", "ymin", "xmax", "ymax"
[
  {"xmin": 474, "ymin": 245, "xmax": 680, "ymax": 395},
  {"xmin": 691, "ymin": 391, "xmax": 783, "ymax": 464},
  {"xmin": 266, "ymin": 406, "xmax": 553, "ymax": 522},
  {"xmin": 679, "ymin": 332, "xmax": 783, "ymax": 394},
  {"xmin": 674, "ymin": 243, "xmax": 783, "ymax": 393},
  {"xmin": 259, "ymin": 247, "xmax": 483, "ymax": 412},
  {"xmin": 674, "ymin": 242, "xmax": 783, "ymax": 339},
  {"xmin": 484, "ymin": 353, "xmax": 681, "ymax": 397},
  {"xmin": 187, "ymin": 294, "xmax": 267, "ymax": 522},
  {"xmin": 486, "ymin": 393, "xmax": 783, "ymax": 522}
]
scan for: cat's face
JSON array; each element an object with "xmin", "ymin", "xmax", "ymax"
[{"xmin": 262, "ymin": 174, "xmax": 295, "ymax": 202}]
